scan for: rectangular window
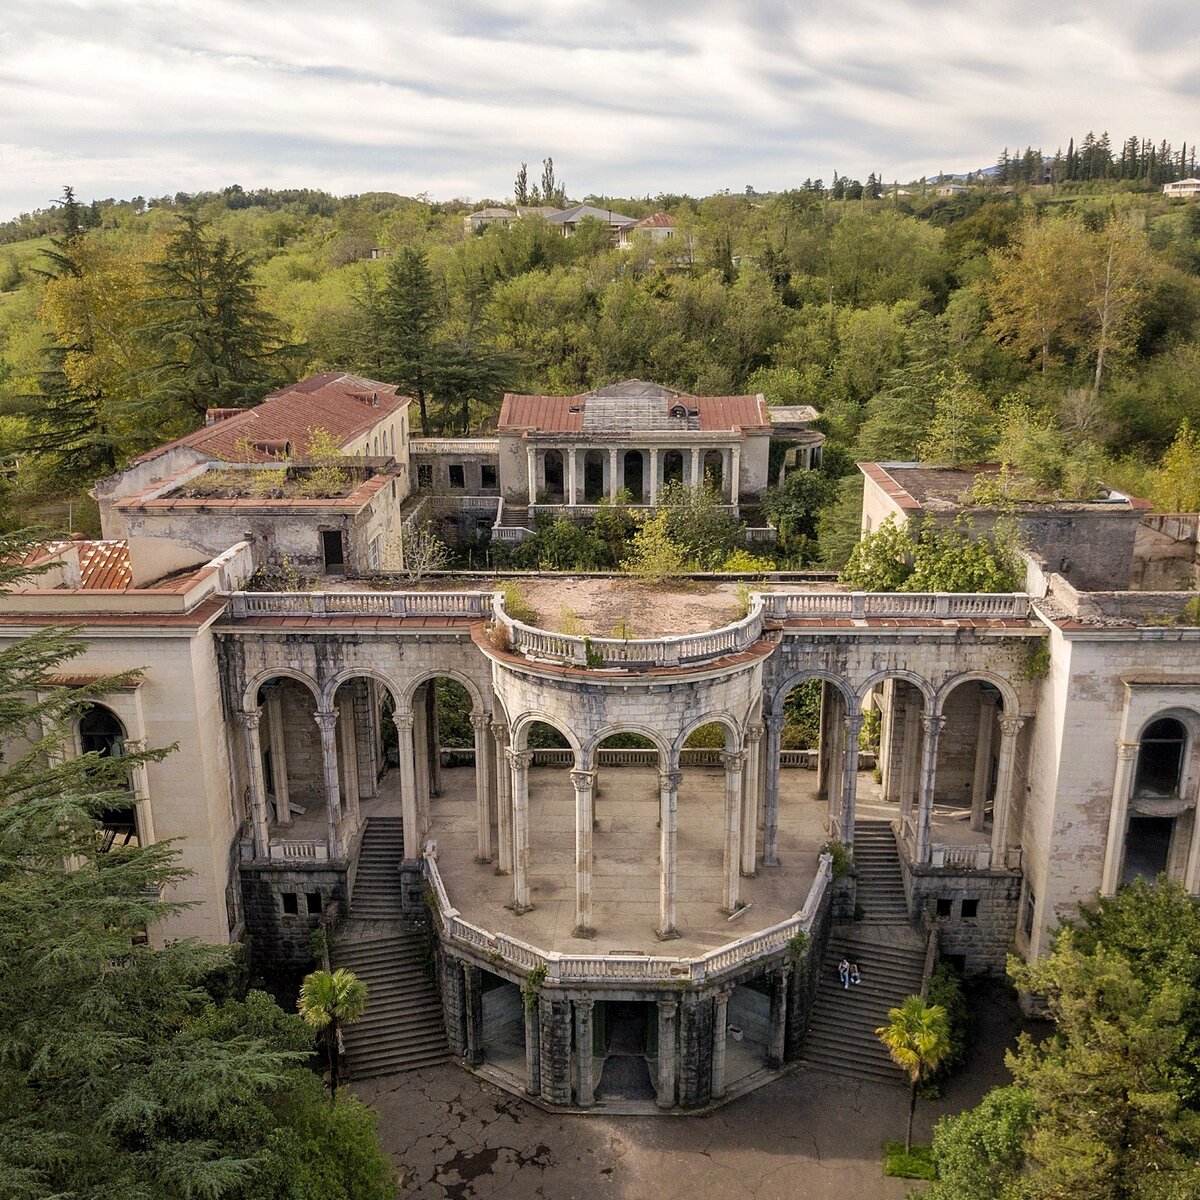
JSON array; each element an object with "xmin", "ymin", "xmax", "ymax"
[
  {"xmin": 306, "ymin": 892, "xmax": 323, "ymax": 915},
  {"xmin": 481, "ymin": 464, "xmax": 497, "ymax": 489},
  {"xmin": 1023, "ymin": 887, "xmax": 1036, "ymax": 938},
  {"xmin": 417, "ymin": 464, "xmax": 433, "ymax": 488},
  {"xmin": 368, "ymin": 535, "xmax": 381, "ymax": 569},
  {"xmin": 935, "ymin": 897, "xmax": 953, "ymax": 918},
  {"xmin": 448, "ymin": 464, "xmax": 465, "ymax": 489},
  {"xmin": 961, "ymin": 898, "xmax": 979, "ymax": 920},
  {"xmin": 281, "ymin": 892, "xmax": 299, "ymax": 915}
]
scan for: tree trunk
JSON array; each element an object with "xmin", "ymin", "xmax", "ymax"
[
  {"xmin": 905, "ymin": 1080, "xmax": 918, "ymax": 1153},
  {"xmin": 328, "ymin": 1020, "xmax": 341, "ymax": 1100}
]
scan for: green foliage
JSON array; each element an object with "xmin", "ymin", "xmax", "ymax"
[
  {"xmin": 877, "ymin": 995, "xmax": 953, "ymax": 1153},
  {"xmin": 785, "ymin": 931, "xmax": 810, "ymax": 962},
  {"xmin": 656, "ymin": 481, "xmax": 740, "ymax": 569},
  {"xmin": 919, "ymin": 963, "xmax": 969, "ymax": 1097},
  {"xmin": 720, "ymin": 548, "xmax": 776, "ymax": 572},
  {"xmin": 1148, "ymin": 418, "xmax": 1200, "ymax": 512},
  {"xmin": 500, "ymin": 581, "xmax": 538, "ymax": 624},
  {"xmin": 840, "ymin": 515, "xmax": 913, "ymax": 591},
  {"xmin": 781, "ymin": 678, "xmax": 822, "ymax": 749},
  {"xmin": 522, "ymin": 964, "xmax": 548, "ymax": 1016},
  {"xmin": 760, "ymin": 467, "xmax": 838, "ymax": 564},
  {"xmin": 927, "ymin": 1086, "xmax": 1034, "ymax": 1200},
  {"xmin": 1015, "ymin": 643, "xmax": 1051, "ymax": 680},
  {"xmin": 881, "ymin": 1140, "xmax": 937, "ymax": 1180},
  {"xmin": 298, "ymin": 968, "xmax": 368, "ymax": 1096},
  {"xmin": 623, "ymin": 509, "xmax": 690, "ymax": 583},
  {"xmin": 821, "ymin": 839, "xmax": 855, "ymax": 879}
]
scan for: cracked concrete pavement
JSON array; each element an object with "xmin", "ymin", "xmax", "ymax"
[{"xmin": 357, "ymin": 981, "xmax": 1029, "ymax": 1199}]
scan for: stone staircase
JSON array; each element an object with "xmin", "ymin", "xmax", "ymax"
[
  {"xmin": 330, "ymin": 816, "xmax": 449, "ymax": 1077},
  {"xmin": 852, "ymin": 819, "xmax": 910, "ymax": 925},
  {"xmin": 800, "ymin": 820, "xmax": 926, "ymax": 1086},
  {"xmin": 498, "ymin": 502, "xmax": 531, "ymax": 528}
]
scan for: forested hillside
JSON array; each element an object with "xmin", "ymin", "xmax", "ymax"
[{"xmin": 3, "ymin": 167, "xmax": 1200, "ymax": 560}]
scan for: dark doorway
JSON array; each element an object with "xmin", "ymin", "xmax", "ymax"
[
  {"xmin": 1122, "ymin": 816, "xmax": 1173, "ymax": 885},
  {"xmin": 704, "ymin": 449, "xmax": 724, "ymax": 495},
  {"xmin": 1135, "ymin": 719, "xmax": 1185, "ymax": 796},
  {"xmin": 596, "ymin": 1001, "xmax": 656, "ymax": 1101},
  {"xmin": 584, "ymin": 451, "xmax": 605, "ymax": 503},
  {"xmin": 543, "ymin": 450, "xmax": 564, "ymax": 501},
  {"xmin": 321, "ymin": 529, "xmax": 345, "ymax": 574},
  {"xmin": 622, "ymin": 450, "xmax": 644, "ymax": 503},
  {"xmin": 663, "ymin": 450, "xmax": 684, "ymax": 487}
]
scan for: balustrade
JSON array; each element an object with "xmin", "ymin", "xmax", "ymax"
[{"xmin": 227, "ymin": 590, "xmax": 493, "ymax": 619}]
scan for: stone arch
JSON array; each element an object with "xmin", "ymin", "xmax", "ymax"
[
  {"xmin": 1136, "ymin": 706, "xmax": 1200, "ymax": 740},
  {"xmin": 768, "ymin": 669, "xmax": 855, "ymax": 720},
  {"xmin": 933, "ymin": 670, "xmax": 1019, "ymax": 717},
  {"xmin": 510, "ymin": 711, "xmax": 582, "ymax": 754},
  {"xmin": 320, "ymin": 666, "xmax": 402, "ymax": 713},
  {"xmin": 855, "ymin": 669, "xmax": 935, "ymax": 709},
  {"xmin": 242, "ymin": 667, "xmax": 321, "ymax": 713},
  {"xmin": 673, "ymin": 711, "xmax": 742, "ymax": 756},
  {"xmin": 401, "ymin": 669, "xmax": 487, "ymax": 716},
  {"xmin": 582, "ymin": 723, "xmax": 672, "ymax": 767}
]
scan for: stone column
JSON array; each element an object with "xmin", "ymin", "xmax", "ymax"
[
  {"xmin": 763, "ymin": 714, "xmax": 783, "ymax": 867},
  {"xmin": 238, "ymin": 709, "xmax": 271, "ymax": 857},
  {"xmin": 393, "ymin": 711, "xmax": 419, "ymax": 859},
  {"xmin": 570, "ymin": 768, "xmax": 596, "ymax": 936},
  {"xmin": 539, "ymin": 995, "xmax": 573, "ymax": 1106},
  {"xmin": 840, "ymin": 711, "xmax": 863, "ymax": 846},
  {"xmin": 656, "ymin": 998, "xmax": 678, "ymax": 1109},
  {"xmin": 264, "ymin": 686, "xmax": 291, "ymax": 824},
  {"xmin": 567, "ymin": 447, "xmax": 577, "ymax": 506},
  {"xmin": 648, "ymin": 449, "xmax": 659, "ymax": 505},
  {"xmin": 915, "ymin": 714, "xmax": 944, "ymax": 864},
  {"xmin": 336, "ymin": 695, "xmax": 361, "ymax": 828},
  {"xmin": 825, "ymin": 700, "xmax": 845, "ymax": 832},
  {"xmin": 524, "ymin": 996, "xmax": 540, "ymax": 1095},
  {"xmin": 1101, "ymin": 739, "xmax": 1140, "ymax": 894},
  {"xmin": 574, "ymin": 998, "xmax": 595, "ymax": 1107},
  {"xmin": 815, "ymin": 682, "xmax": 833, "ymax": 803},
  {"xmin": 741, "ymin": 724, "xmax": 764, "ymax": 875},
  {"xmin": 970, "ymin": 693, "xmax": 1000, "ymax": 831},
  {"xmin": 711, "ymin": 987, "xmax": 732, "ymax": 1099},
  {"xmin": 690, "ymin": 447, "xmax": 701, "ymax": 487},
  {"xmin": 722, "ymin": 750, "xmax": 745, "ymax": 914},
  {"xmin": 766, "ymin": 965, "xmax": 790, "ymax": 1069},
  {"xmin": 509, "ymin": 748, "xmax": 533, "ymax": 912},
  {"xmin": 463, "ymin": 963, "xmax": 484, "ymax": 1066},
  {"xmin": 314, "ymin": 710, "xmax": 342, "ymax": 859},
  {"xmin": 730, "ymin": 443, "xmax": 741, "ymax": 504},
  {"xmin": 413, "ymin": 697, "xmax": 430, "ymax": 836},
  {"xmin": 900, "ymin": 699, "xmax": 921, "ymax": 822},
  {"xmin": 607, "ymin": 448, "xmax": 618, "ymax": 500},
  {"xmin": 526, "ymin": 445, "xmax": 536, "ymax": 503},
  {"xmin": 879, "ymin": 682, "xmax": 900, "ymax": 804},
  {"xmin": 1184, "ymin": 796, "xmax": 1200, "ymax": 896},
  {"xmin": 471, "ymin": 713, "xmax": 493, "ymax": 863},
  {"xmin": 122, "ymin": 737, "xmax": 156, "ymax": 847},
  {"xmin": 493, "ymin": 721, "xmax": 513, "ymax": 874},
  {"xmin": 990, "ymin": 715, "xmax": 1027, "ymax": 864},
  {"xmin": 658, "ymin": 768, "xmax": 683, "ymax": 938}
]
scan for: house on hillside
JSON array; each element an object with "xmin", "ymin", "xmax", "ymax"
[
  {"xmin": 617, "ymin": 212, "xmax": 677, "ymax": 247},
  {"xmin": 544, "ymin": 203, "xmax": 638, "ymax": 240},
  {"xmin": 1163, "ymin": 178, "xmax": 1200, "ymax": 198}
]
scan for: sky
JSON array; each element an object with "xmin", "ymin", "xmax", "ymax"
[{"xmin": 2, "ymin": 0, "xmax": 1200, "ymax": 220}]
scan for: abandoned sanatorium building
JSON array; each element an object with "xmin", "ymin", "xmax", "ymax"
[{"xmin": 9, "ymin": 372, "xmax": 1200, "ymax": 1111}]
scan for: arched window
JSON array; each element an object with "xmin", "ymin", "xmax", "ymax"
[
  {"xmin": 1135, "ymin": 718, "xmax": 1186, "ymax": 797},
  {"xmin": 79, "ymin": 705, "xmax": 125, "ymax": 758}
]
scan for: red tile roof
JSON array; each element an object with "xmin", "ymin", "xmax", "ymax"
[
  {"xmin": 633, "ymin": 212, "xmax": 676, "ymax": 228},
  {"xmin": 31, "ymin": 540, "xmax": 134, "ymax": 589},
  {"xmin": 133, "ymin": 372, "xmax": 409, "ymax": 465}
]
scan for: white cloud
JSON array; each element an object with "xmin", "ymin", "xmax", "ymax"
[{"xmin": 1, "ymin": 0, "xmax": 1198, "ymax": 217}]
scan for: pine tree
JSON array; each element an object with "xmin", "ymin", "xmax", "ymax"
[
  {"xmin": 377, "ymin": 247, "xmax": 441, "ymax": 435},
  {"xmin": 514, "ymin": 162, "xmax": 529, "ymax": 206},
  {"xmin": 137, "ymin": 214, "xmax": 299, "ymax": 418}
]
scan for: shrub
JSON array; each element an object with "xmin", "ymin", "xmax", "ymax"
[
  {"xmin": 821, "ymin": 839, "xmax": 855, "ymax": 878},
  {"xmin": 918, "ymin": 962, "xmax": 969, "ymax": 1097},
  {"xmin": 882, "ymin": 1140, "xmax": 937, "ymax": 1180},
  {"xmin": 500, "ymin": 582, "xmax": 538, "ymax": 624}
]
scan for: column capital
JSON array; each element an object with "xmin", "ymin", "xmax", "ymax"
[
  {"xmin": 745, "ymin": 723, "xmax": 765, "ymax": 745},
  {"xmin": 491, "ymin": 719, "xmax": 509, "ymax": 741},
  {"xmin": 569, "ymin": 768, "xmax": 596, "ymax": 793},
  {"xmin": 844, "ymin": 711, "xmax": 865, "ymax": 731},
  {"xmin": 1116, "ymin": 739, "xmax": 1140, "ymax": 761},
  {"xmin": 392, "ymin": 710, "xmax": 415, "ymax": 733},
  {"xmin": 999, "ymin": 715, "xmax": 1027, "ymax": 739},
  {"xmin": 507, "ymin": 748, "xmax": 534, "ymax": 770},
  {"xmin": 124, "ymin": 737, "xmax": 147, "ymax": 754},
  {"xmin": 715, "ymin": 985, "xmax": 734, "ymax": 1003},
  {"xmin": 766, "ymin": 711, "xmax": 787, "ymax": 733},
  {"xmin": 313, "ymin": 709, "xmax": 338, "ymax": 733},
  {"xmin": 920, "ymin": 714, "xmax": 946, "ymax": 735},
  {"xmin": 721, "ymin": 749, "xmax": 746, "ymax": 771},
  {"xmin": 469, "ymin": 711, "xmax": 492, "ymax": 732},
  {"xmin": 659, "ymin": 768, "xmax": 684, "ymax": 790},
  {"xmin": 574, "ymin": 997, "xmax": 594, "ymax": 1015},
  {"xmin": 657, "ymin": 998, "xmax": 678, "ymax": 1018},
  {"xmin": 238, "ymin": 708, "xmax": 262, "ymax": 731}
]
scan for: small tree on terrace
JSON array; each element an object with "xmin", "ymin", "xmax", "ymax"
[
  {"xmin": 298, "ymin": 967, "xmax": 369, "ymax": 1098},
  {"xmin": 877, "ymin": 995, "xmax": 952, "ymax": 1153}
]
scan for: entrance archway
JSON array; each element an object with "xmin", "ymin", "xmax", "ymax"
[
  {"xmin": 663, "ymin": 450, "xmax": 684, "ymax": 487},
  {"xmin": 703, "ymin": 449, "xmax": 724, "ymax": 495},
  {"xmin": 543, "ymin": 450, "xmax": 564, "ymax": 502},
  {"xmin": 583, "ymin": 451, "xmax": 605, "ymax": 503},
  {"xmin": 622, "ymin": 450, "xmax": 644, "ymax": 504}
]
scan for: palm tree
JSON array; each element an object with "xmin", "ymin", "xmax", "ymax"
[
  {"xmin": 876, "ymin": 995, "xmax": 951, "ymax": 1152},
  {"xmin": 298, "ymin": 967, "xmax": 369, "ymax": 1097}
]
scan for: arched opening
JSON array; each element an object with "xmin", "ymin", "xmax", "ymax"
[
  {"xmin": 663, "ymin": 450, "xmax": 684, "ymax": 487},
  {"xmin": 622, "ymin": 450, "xmax": 645, "ymax": 504},
  {"xmin": 929, "ymin": 679, "xmax": 1005, "ymax": 848},
  {"xmin": 252, "ymin": 676, "xmax": 324, "ymax": 849},
  {"xmin": 583, "ymin": 450, "xmax": 605, "ymax": 503},
  {"xmin": 1135, "ymin": 718, "xmax": 1186, "ymax": 797},
  {"xmin": 521, "ymin": 719, "xmax": 575, "ymax": 908},
  {"xmin": 479, "ymin": 967, "xmax": 524, "ymax": 1076},
  {"xmin": 543, "ymin": 449, "xmax": 564, "ymax": 502},
  {"xmin": 79, "ymin": 705, "xmax": 138, "ymax": 849},
  {"xmin": 676, "ymin": 720, "xmax": 735, "ymax": 915},
  {"xmin": 703, "ymin": 449, "xmax": 724, "ymax": 495}
]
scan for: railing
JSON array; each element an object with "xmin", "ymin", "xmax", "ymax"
[
  {"xmin": 511, "ymin": 747, "xmax": 864, "ymax": 770},
  {"xmin": 418, "ymin": 495, "xmax": 502, "ymax": 513},
  {"xmin": 493, "ymin": 591, "xmax": 765, "ymax": 669},
  {"xmin": 227, "ymin": 590, "xmax": 495, "ymax": 619},
  {"xmin": 423, "ymin": 850, "xmax": 832, "ymax": 984},
  {"xmin": 759, "ymin": 591, "xmax": 1031, "ymax": 621},
  {"xmin": 930, "ymin": 844, "xmax": 993, "ymax": 870},
  {"xmin": 268, "ymin": 839, "xmax": 330, "ymax": 862},
  {"xmin": 408, "ymin": 439, "xmax": 500, "ymax": 455}
]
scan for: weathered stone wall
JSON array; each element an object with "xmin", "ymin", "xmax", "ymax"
[
  {"xmin": 239, "ymin": 861, "xmax": 346, "ymax": 984},
  {"xmin": 900, "ymin": 865, "xmax": 1021, "ymax": 975},
  {"xmin": 787, "ymin": 872, "xmax": 834, "ymax": 1060},
  {"xmin": 538, "ymin": 994, "xmax": 573, "ymax": 1106},
  {"xmin": 678, "ymin": 993, "xmax": 714, "ymax": 1108}
]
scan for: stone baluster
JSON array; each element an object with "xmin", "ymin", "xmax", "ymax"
[
  {"xmin": 915, "ymin": 714, "xmax": 945, "ymax": 864},
  {"xmin": 721, "ymin": 750, "xmax": 745, "ymax": 914},
  {"xmin": 313, "ymin": 709, "xmax": 342, "ymax": 859},
  {"xmin": 658, "ymin": 768, "xmax": 683, "ymax": 939}
]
